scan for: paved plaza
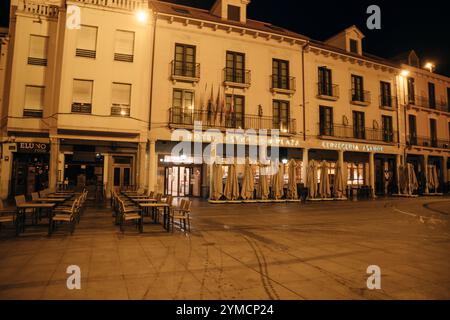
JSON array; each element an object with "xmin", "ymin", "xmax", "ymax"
[{"xmin": 0, "ymin": 197, "xmax": 449, "ymax": 300}]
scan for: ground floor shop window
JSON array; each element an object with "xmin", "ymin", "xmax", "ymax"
[{"xmin": 347, "ymin": 163, "xmax": 365, "ymax": 186}]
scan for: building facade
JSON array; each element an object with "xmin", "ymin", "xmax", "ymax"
[{"xmin": 0, "ymin": 0, "xmax": 449, "ymax": 200}]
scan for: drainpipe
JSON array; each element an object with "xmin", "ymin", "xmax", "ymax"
[
  {"xmin": 148, "ymin": 10, "xmax": 157, "ymax": 132},
  {"xmin": 301, "ymin": 41, "xmax": 310, "ymax": 142}
]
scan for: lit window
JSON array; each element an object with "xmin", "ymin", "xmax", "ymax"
[
  {"xmin": 28, "ymin": 35, "xmax": 48, "ymax": 66},
  {"xmin": 24, "ymin": 85, "xmax": 44, "ymax": 117},
  {"xmin": 72, "ymin": 79, "xmax": 93, "ymax": 113},
  {"xmin": 76, "ymin": 25, "xmax": 98, "ymax": 58},
  {"xmin": 114, "ymin": 30, "xmax": 134, "ymax": 62},
  {"xmin": 111, "ymin": 83, "xmax": 131, "ymax": 117}
]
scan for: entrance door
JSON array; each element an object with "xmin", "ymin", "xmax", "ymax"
[
  {"xmin": 375, "ymin": 158, "xmax": 396, "ymax": 195},
  {"xmin": 113, "ymin": 166, "xmax": 131, "ymax": 190},
  {"xmin": 165, "ymin": 166, "xmax": 192, "ymax": 197}
]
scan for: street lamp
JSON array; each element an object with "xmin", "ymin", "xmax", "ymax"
[
  {"xmin": 424, "ymin": 62, "xmax": 435, "ymax": 73},
  {"xmin": 136, "ymin": 9, "xmax": 148, "ymax": 24}
]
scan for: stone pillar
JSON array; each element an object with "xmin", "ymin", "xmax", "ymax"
[
  {"xmin": 442, "ymin": 156, "xmax": 448, "ymax": 184},
  {"xmin": 138, "ymin": 142, "xmax": 147, "ymax": 189},
  {"xmin": 148, "ymin": 140, "xmax": 157, "ymax": 192},
  {"xmin": 395, "ymin": 154, "xmax": 402, "ymax": 194},
  {"xmin": 301, "ymin": 148, "xmax": 309, "ymax": 184},
  {"xmin": 369, "ymin": 152, "xmax": 375, "ymax": 198},
  {"xmin": 49, "ymin": 137, "xmax": 59, "ymax": 192},
  {"xmin": 423, "ymin": 154, "xmax": 429, "ymax": 194}
]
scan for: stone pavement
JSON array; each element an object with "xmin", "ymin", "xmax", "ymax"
[{"xmin": 0, "ymin": 197, "xmax": 449, "ymax": 300}]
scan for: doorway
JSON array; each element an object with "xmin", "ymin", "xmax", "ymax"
[
  {"xmin": 164, "ymin": 166, "xmax": 201, "ymax": 197},
  {"xmin": 113, "ymin": 166, "xmax": 131, "ymax": 190},
  {"xmin": 375, "ymin": 156, "xmax": 396, "ymax": 195}
]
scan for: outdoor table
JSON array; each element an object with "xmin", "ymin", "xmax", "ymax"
[
  {"xmin": 16, "ymin": 203, "xmax": 56, "ymax": 235},
  {"xmin": 139, "ymin": 203, "xmax": 171, "ymax": 231},
  {"xmin": 34, "ymin": 198, "xmax": 67, "ymax": 203},
  {"xmin": 130, "ymin": 198, "xmax": 157, "ymax": 203}
]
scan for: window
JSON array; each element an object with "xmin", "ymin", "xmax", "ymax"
[
  {"xmin": 347, "ymin": 163, "xmax": 365, "ymax": 186},
  {"xmin": 351, "ymin": 75, "xmax": 364, "ymax": 102},
  {"xmin": 227, "ymin": 5, "xmax": 241, "ymax": 22},
  {"xmin": 225, "ymin": 51, "xmax": 246, "ymax": 83},
  {"xmin": 349, "ymin": 39, "xmax": 358, "ymax": 54},
  {"xmin": 380, "ymin": 81, "xmax": 392, "ymax": 107},
  {"xmin": 272, "ymin": 59, "xmax": 290, "ymax": 90},
  {"xmin": 319, "ymin": 106, "xmax": 333, "ymax": 136},
  {"xmin": 76, "ymin": 25, "xmax": 98, "ymax": 58},
  {"xmin": 352, "ymin": 111, "xmax": 365, "ymax": 139},
  {"xmin": 172, "ymin": 89, "xmax": 194, "ymax": 125},
  {"xmin": 114, "ymin": 30, "xmax": 134, "ymax": 62},
  {"xmin": 273, "ymin": 100, "xmax": 289, "ymax": 133},
  {"xmin": 111, "ymin": 83, "xmax": 131, "ymax": 117},
  {"xmin": 430, "ymin": 119, "xmax": 437, "ymax": 147},
  {"xmin": 447, "ymin": 88, "xmax": 450, "ymax": 112},
  {"xmin": 428, "ymin": 82, "xmax": 436, "ymax": 108},
  {"xmin": 407, "ymin": 77, "xmax": 415, "ymax": 104},
  {"xmin": 382, "ymin": 115, "xmax": 393, "ymax": 143},
  {"xmin": 28, "ymin": 35, "xmax": 48, "ymax": 66},
  {"xmin": 225, "ymin": 95, "xmax": 244, "ymax": 129},
  {"xmin": 408, "ymin": 115, "xmax": 417, "ymax": 145},
  {"xmin": 24, "ymin": 85, "xmax": 44, "ymax": 117},
  {"xmin": 72, "ymin": 79, "xmax": 93, "ymax": 113},
  {"xmin": 318, "ymin": 67, "xmax": 332, "ymax": 96},
  {"xmin": 173, "ymin": 43, "xmax": 196, "ymax": 77}
]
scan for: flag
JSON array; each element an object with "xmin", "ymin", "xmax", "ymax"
[
  {"xmin": 207, "ymin": 84, "xmax": 214, "ymax": 126},
  {"xmin": 216, "ymin": 86, "xmax": 221, "ymax": 126}
]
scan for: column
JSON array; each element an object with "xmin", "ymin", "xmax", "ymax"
[
  {"xmin": 369, "ymin": 152, "xmax": 375, "ymax": 198},
  {"xmin": 395, "ymin": 154, "xmax": 401, "ymax": 194},
  {"xmin": 209, "ymin": 143, "xmax": 217, "ymax": 199},
  {"xmin": 148, "ymin": 140, "xmax": 157, "ymax": 192},
  {"xmin": 423, "ymin": 154, "xmax": 429, "ymax": 194},
  {"xmin": 301, "ymin": 148, "xmax": 309, "ymax": 184},
  {"xmin": 49, "ymin": 137, "xmax": 59, "ymax": 192},
  {"xmin": 138, "ymin": 142, "xmax": 147, "ymax": 189}
]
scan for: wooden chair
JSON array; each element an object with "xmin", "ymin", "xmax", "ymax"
[
  {"xmin": 157, "ymin": 195, "xmax": 173, "ymax": 224},
  {"xmin": 0, "ymin": 199, "xmax": 16, "ymax": 232},
  {"xmin": 14, "ymin": 195, "xmax": 37, "ymax": 225},
  {"xmin": 50, "ymin": 197, "xmax": 79, "ymax": 235},
  {"xmin": 170, "ymin": 200, "xmax": 192, "ymax": 233},
  {"xmin": 118, "ymin": 199, "xmax": 143, "ymax": 233}
]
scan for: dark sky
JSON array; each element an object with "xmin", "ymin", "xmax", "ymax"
[{"xmin": 1, "ymin": 0, "xmax": 449, "ymax": 76}]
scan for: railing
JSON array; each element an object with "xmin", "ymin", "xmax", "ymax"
[
  {"xmin": 114, "ymin": 53, "xmax": 133, "ymax": 63},
  {"xmin": 169, "ymin": 108, "xmax": 296, "ymax": 134},
  {"xmin": 71, "ymin": 0, "xmax": 145, "ymax": 11},
  {"xmin": 23, "ymin": 109, "xmax": 43, "ymax": 118},
  {"xmin": 407, "ymin": 135, "xmax": 450, "ymax": 149},
  {"xmin": 407, "ymin": 95, "xmax": 449, "ymax": 112},
  {"xmin": 316, "ymin": 82, "xmax": 339, "ymax": 99},
  {"xmin": 170, "ymin": 60, "xmax": 200, "ymax": 80},
  {"xmin": 270, "ymin": 75, "xmax": 296, "ymax": 92},
  {"xmin": 76, "ymin": 48, "xmax": 96, "ymax": 59},
  {"xmin": 28, "ymin": 57, "xmax": 47, "ymax": 66},
  {"xmin": 350, "ymin": 89, "xmax": 371, "ymax": 105},
  {"xmin": 318, "ymin": 123, "xmax": 398, "ymax": 143},
  {"xmin": 111, "ymin": 104, "xmax": 130, "ymax": 116},
  {"xmin": 71, "ymin": 102, "xmax": 92, "ymax": 114},
  {"xmin": 20, "ymin": 1, "xmax": 59, "ymax": 18},
  {"xmin": 379, "ymin": 95, "xmax": 398, "ymax": 109},
  {"xmin": 223, "ymin": 67, "xmax": 251, "ymax": 87}
]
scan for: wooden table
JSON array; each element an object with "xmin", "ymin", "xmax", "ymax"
[
  {"xmin": 131, "ymin": 198, "xmax": 157, "ymax": 203},
  {"xmin": 139, "ymin": 203, "xmax": 171, "ymax": 231},
  {"xmin": 16, "ymin": 203, "xmax": 56, "ymax": 235},
  {"xmin": 34, "ymin": 198, "xmax": 67, "ymax": 203}
]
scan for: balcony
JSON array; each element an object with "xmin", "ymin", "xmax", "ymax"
[
  {"xmin": 28, "ymin": 57, "xmax": 47, "ymax": 66},
  {"xmin": 169, "ymin": 108, "xmax": 296, "ymax": 134},
  {"xmin": 23, "ymin": 109, "xmax": 43, "ymax": 118},
  {"xmin": 223, "ymin": 68, "xmax": 251, "ymax": 89},
  {"xmin": 71, "ymin": 0, "xmax": 145, "ymax": 11},
  {"xmin": 114, "ymin": 53, "xmax": 133, "ymax": 63},
  {"xmin": 111, "ymin": 104, "xmax": 130, "ymax": 117},
  {"xmin": 71, "ymin": 102, "xmax": 92, "ymax": 114},
  {"xmin": 350, "ymin": 89, "xmax": 371, "ymax": 106},
  {"xmin": 379, "ymin": 95, "xmax": 398, "ymax": 110},
  {"xmin": 407, "ymin": 135, "xmax": 450, "ymax": 149},
  {"xmin": 170, "ymin": 60, "xmax": 200, "ymax": 83},
  {"xmin": 407, "ymin": 95, "xmax": 449, "ymax": 113},
  {"xmin": 318, "ymin": 123, "xmax": 398, "ymax": 144},
  {"xmin": 270, "ymin": 76, "xmax": 296, "ymax": 96},
  {"xmin": 316, "ymin": 83, "xmax": 339, "ymax": 101},
  {"xmin": 76, "ymin": 48, "xmax": 96, "ymax": 59}
]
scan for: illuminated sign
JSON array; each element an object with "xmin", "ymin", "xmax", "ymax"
[
  {"xmin": 321, "ymin": 141, "xmax": 384, "ymax": 152},
  {"xmin": 17, "ymin": 142, "xmax": 50, "ymax": 153}
]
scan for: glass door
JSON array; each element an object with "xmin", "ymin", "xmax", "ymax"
[
  {"xmin": 165, "ymin": 166, "xmax": 192, "ymax": 197},
  {"xmin": 113, "ymin": 166, "xmax": 131, "ymax": 190}
]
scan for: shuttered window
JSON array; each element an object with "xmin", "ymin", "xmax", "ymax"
[
  {"xmin": 28, "ymin": 35, "xmax": 48, "ymax": 66},
  {"xmin": 111, "ymin": 83, "xmax": 131, "ymax": 116},
  {"xmin": 76, "ymin": 25, "xmax": 97, "ymax": 58},
  {"xmin": 72, "ymin": 79, "xmax": 93, "ymax": 113},
  {"xmin": 24, "ymin": 85, "xmax": 44, "ymax": 117},
  {"xmin": 114, "ymin": 30, "xmax": 134, "ymax": 62}
]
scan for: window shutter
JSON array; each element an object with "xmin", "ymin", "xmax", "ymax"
[
  {"xmin": 25, "ymin": 86, "xmax": 44, "ymax": 110},
  {"xmin": 112, "ymin": 83, "xmax": 131, "ymax": 106},
  {"xmin": 29, "ymin": 35, "xmax": 48, "ymax": 59},
  {"xmin": 73, "ymin": 80, "xmax": 93, "ymax": 103},
  {"xmin": 77, "ymin": 26, "xmax": 97, "ymax": 51},
  {"xmin": 115, "ymin": 30, "xmax": 134, "ymax": 55}
]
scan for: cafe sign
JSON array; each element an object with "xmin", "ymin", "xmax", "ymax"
[
  {"xmin": 17, "ymin": 142, "xmax": 50, "ymax": 154},
  {"xmin": 321, "ymin": 141, "xmax": 384, "ymax": 152}
]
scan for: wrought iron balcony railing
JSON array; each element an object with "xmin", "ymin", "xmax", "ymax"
[
  {"xmin": 270, "ymin": 75, "xmax": 296, "ymax": 93},
  {"xmin": 350, "ymin": 89, "xmax": 371, "ymax": 105},
  {"xmin": 407, "ymin": 95, "xmax": 449, "ymax": 113},
  {"xmin": 71, "ymin": 102, "xmax": 92, "ymax": 114},
  {"xmin": 407, "ymin": 135, "xmax": 450, "ymax": 149},
  {"xmin": 111, "ymin": 104, "xmax": 130, "ymax": 117},
  {"xmin": 316, "ymin": 83, "xmax": 339, "ymax": 100},
  {"xmin": 169, "ymin": 107, "xmax": 296, "ymax": 134},
  {"xmin": 318, "ymin": 123, "xmax": 398, "ymax": 143},
  {"xmin": 76, "ymin": 48, "xmax": 96, "ymax": 59},
  {"xmin": 379, "ymin": 94, "xmax": 398, "ymax": 109},
  {"xmin": 170, "ymin": 60, "xmax": 200, "ymax": 82},
  {"xmin": 223, "ymin": 67, "xmax": 251, "ymax": 88}
]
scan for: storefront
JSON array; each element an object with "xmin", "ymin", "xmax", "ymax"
[
  {"xmin": 9, "ymin": 142, "xmax": 50, "ymax": 197},
  {"xmin": 375, "ymin": 154, "xmax": 397, "ymax": 195}
]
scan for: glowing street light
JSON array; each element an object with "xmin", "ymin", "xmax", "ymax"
[
  {"xmin": 400, "ymin": 70, "xmax": 410, "ymax": 77},
  {"xmin": 424, "ymin": 62, "xmax": 435, "ymax": 73},
  {"xmin": 136, "ymin": 9, "xmax": 148, "ymax": 24}
]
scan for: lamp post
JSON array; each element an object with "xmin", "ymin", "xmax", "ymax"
[{"xmin": 400, "ymin": 70, "xmax": 410, "ymax": 166}]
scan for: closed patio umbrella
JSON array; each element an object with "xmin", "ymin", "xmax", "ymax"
[
  {"xmin": 241, "ymin": 160, "xmax": 255, "ymax": 200},
  {"xmin": 259, "ymin": 166, "xmax": 270, "ymax": 200},
  {"xmin": 287, "ymin": 159, "xmax": 298, "ymax": 200},
  {"xmin": 319, "ymin": 161, "xmax": 331, "ymax": 198},
  {"xmin": 224, "ymin": 163, "xmax": 239, "ymax": 200},
  {"xmin": 409, "ymin": 164, "xmax": 418, "ymax": 193},
  {"xmin": 333, "ymin": 161, "xmax": 346, "ymax": 198},
  {"xmin": 271, "ymin": 163, "xmax": 284, "ymax": 200},
  {"xmin": 306, "ymin": 160, "xmax": 318, "ymax": 199},
  {"xmin": 427, "ymin": 165, "xmax": 435, "ymax": 192},
  {"xmin": 211, "ymin": 163, "xmax": 223, "ymax": 200}
]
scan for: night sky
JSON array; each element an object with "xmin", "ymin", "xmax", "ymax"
[{"xmin": 1, "ymin": 0, "xmax": 449, "ymax": 76}]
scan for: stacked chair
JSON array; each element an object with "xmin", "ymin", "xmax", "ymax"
[
  {"xmin": 0, "ymin": 199, "xmax": 16, "ymax": 233},
  {"xmin": 111, "ymin": 190, "xmax": 143, "ymax": 233},
  {"xmin": 49, "ymin": 190, "xmax": 88, "ymax": 235}
]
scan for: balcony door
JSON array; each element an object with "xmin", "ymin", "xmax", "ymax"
[
  {"xmin": 430, "ymin": 119, "xmax": 437, "ymax": 147},
  {"xmin": 382, "ymin": 115, "xmax": 393, "ymax": 142},
  {"xmin": 272, "ymin": 59, "xmax": 289, "ymax": 89},
  {"xmin": 352, "ymin": 111, "xmax": 365, "ymax": 139},
  {"xmin": 112, "ymin": 156, "xmax": 133, "ymax": 190},
  {"xmin": 273, "ymin": 100, "xmax": 289, "ymax": 133},
  {"xmin": 226, "ymin": 51, "xmax": 245, "ymax": 83},
  {"xmin": 318, "ymin": 67, "xmax": 332, "ymax": 96},
  {"xmin": 408, "ymin": 115, "xmax": 417, "ymax": 145},
  {"xmin": 174, "ymin": 44, "xmax": 196, "ymax": 77},
  {"xmin": 351, "ymin": 75, "xmax": 364, "ymax": 101},
  {"xmin": 319, "ymin": 106, "xmax": 333, "ymax": 136}
]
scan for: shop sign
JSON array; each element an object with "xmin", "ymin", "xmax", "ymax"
[
  {"xmin": 321, "ymin": 141, "xmax": 384, "ymax": 152},
  {"xmin": 17, "ymin": 142, "xmax": 50, "ymax": 154}
]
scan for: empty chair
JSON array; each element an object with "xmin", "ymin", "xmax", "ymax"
[
  {"xmin": 118, "ymin": 199, "xmax": 142, "ymax": 233},
  {"xmin": 50, "ymin": 197, "xmax": 80, "ymax": 235},
  {"xmin": 0, "ymin": 199, "xmax": 16, "ymax": 233},
  {"xmin": 15, "ymin": 195, "xmax": 37, "ymax": 225},
  {"xmin": 170, "ymin": 200, "xmax": 192, "ymax": 233}
]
